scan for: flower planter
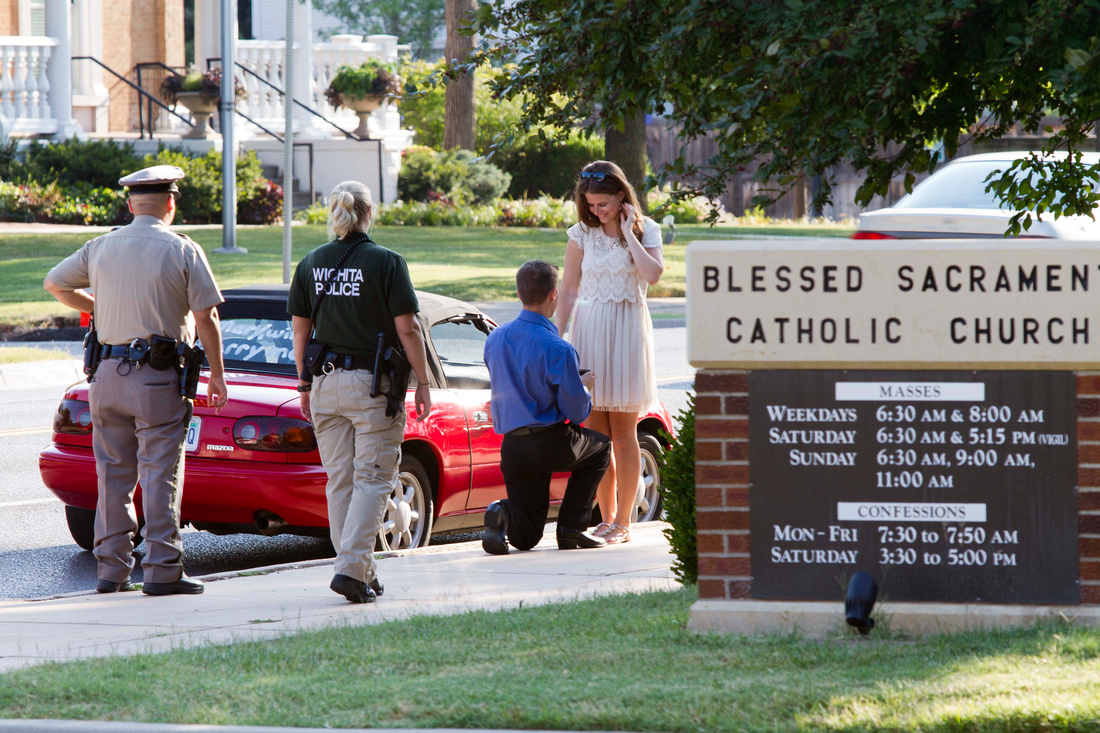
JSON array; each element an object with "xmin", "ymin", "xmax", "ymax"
[
  {"xmin": 339, "ymin": 94, "xmax": 385, "ymax": 138},
  {"xmin": 176, "ymin": 91, "xmax": 219, "ymax": 139}
]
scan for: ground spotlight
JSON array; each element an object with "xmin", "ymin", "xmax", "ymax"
[{"xmin": 845, "ymin": 571, "xmax": 878, "ymax": 635}]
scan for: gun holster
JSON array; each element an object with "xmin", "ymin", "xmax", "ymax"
[
  {"xmin": 177, "ymin": 342, "xmax": 205, "ymax": 400},
  {"xmin": 370, "ymin": 332, "xmax": 411, "ymax": 418},
  {"xmin": 82, "ymin": 323, "xmax": 101, "ymax": 381}
]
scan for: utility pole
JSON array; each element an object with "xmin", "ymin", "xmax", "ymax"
[{"xmin": 216, "ymin": 0, "xmax": 247, "ymax": 254}]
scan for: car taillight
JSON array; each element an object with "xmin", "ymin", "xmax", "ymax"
[
  {"xmin": 55, "ymin": 399, "xmax": 93, "ymax": 435},
  {"xmin": 850, "ymin": 232, "xmax": 897, "ymax": 239},
  {"xmin": 233, "ymin": 417, "xmax": 317, "ymax": 453}
]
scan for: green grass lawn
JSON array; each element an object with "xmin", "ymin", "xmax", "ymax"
[
  {"xmin": 0, "ymin": 588, "xmax": 1096, "ymax": 732},
  {"xmin": 0, "ymin": 346, "xmax": 74, "ymax": 363},
  {"xmin": 0, "ymin": 221, "xmax": 852, "ymax": 328}
]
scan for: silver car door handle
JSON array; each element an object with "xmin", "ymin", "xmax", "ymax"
[{"xmin": 473, "ymin": 411, "xmax": 490, "ymax": 424}]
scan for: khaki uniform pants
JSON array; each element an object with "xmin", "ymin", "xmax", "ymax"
[
  {"xmin": 311, "ymin": 368, "xmax": 405, "ymax": 583},
  {"xmin": 89, "ymin": 361, "xmax": 191, "ymax": 584}
]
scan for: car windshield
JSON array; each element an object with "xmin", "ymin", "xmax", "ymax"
[{"xmin": 221, "ymin": 316, "xmax": 296, "ymax": 367}]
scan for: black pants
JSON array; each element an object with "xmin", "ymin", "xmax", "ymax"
[{"xmin": 499, "ymin": 422, "xmax": 611, "ymax": 551}]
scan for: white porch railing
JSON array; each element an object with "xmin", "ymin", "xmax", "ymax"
[
  {"xmin": 0, "ymin": 36, "xmax": 59, "ymax": 136},
  {"xmin": 235, "ymin": 35, "xmax": 400, "ymax": 139}
]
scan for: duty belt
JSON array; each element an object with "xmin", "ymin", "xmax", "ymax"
[
  {"xmin": 324, "ymin": 351, "xmax": 375, "ymax": 371},
  {"xmin": 99, "ymin": 343, "xmax": 149, "ymax": 363}
]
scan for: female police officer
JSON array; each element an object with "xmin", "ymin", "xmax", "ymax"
[{"xmin": 288, "ymin": 180, "xmax": 431, "ymax": 604}]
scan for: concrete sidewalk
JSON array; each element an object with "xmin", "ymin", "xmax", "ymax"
[{"xmin": 0, "ymin": 523, "xmax": 678, "ymax": 674}]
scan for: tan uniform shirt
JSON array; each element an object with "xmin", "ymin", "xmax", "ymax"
[{"xmin": 47, "ymin": 215, "xmax": 224, "ymax": 345}]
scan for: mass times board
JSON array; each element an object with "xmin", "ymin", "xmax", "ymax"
[{"xmin": 748, "ymin": 370, "xmax": 1078, "ymax": 604}]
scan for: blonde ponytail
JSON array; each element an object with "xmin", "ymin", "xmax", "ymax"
[{"xmin": 327, "ymin": 181, "xmax": 373, "ymax": 240}]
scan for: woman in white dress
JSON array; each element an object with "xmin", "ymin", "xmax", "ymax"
[{"xmin": 557, "ymin": 161, "xmax": 664, "ymax": 545}]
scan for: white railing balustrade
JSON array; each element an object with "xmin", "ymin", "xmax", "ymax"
[
  {"xmin": 236, "ymin": 35, "xmax": 397, "ymax": 138},
  {"xmin": 0, "ymin": 36, "xmax": 59, "ymax": 135}
]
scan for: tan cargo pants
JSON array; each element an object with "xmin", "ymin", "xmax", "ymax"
[
  {"xmin": 311, "ymin": 368, "xmax": 405, "ymax": 584},
  {"xmin": 89, "ymin": 361, "xmax": 191, "ymax": 585}
]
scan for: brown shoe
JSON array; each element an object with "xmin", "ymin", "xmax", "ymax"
[{"xmin": 603, "ymin": 524, "xmax": 631, "ymax": 544}]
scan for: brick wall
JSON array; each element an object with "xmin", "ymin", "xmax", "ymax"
[
  {"xmin": 1075, "ymin": 375, "xmax": 1100, "ymax": 603},
  {"xmin": 695, "ymin": 369, "xmax": 1100, "ymax": 605},
  {"xmin": 102, "ymin": 0, "xmax": 184, "ymax": 132}
]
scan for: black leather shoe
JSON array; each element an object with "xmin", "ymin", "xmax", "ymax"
[
  {"xmin": 96, "ymin": 578, "xmax": 133, "ymax": 593},
  {"xmin": 557, "ymin": 526, "xmax": 607, "ymax": 550},
  {"xmin": 482, "ymin": 500, "xmax": 510, "ymax": 555},
  {"xmin": 142, "ymin": 577, "xmax": 204, "ymax": 596},
  {"xmin": 330, "ymin": 574, "xmax": 376, "ymax": 603},
  {"xmin": 369, "ymin": 576, "xmax": 384, "ymax": 597}
]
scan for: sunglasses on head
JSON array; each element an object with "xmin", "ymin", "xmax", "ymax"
[{"xmin": 580, "ymin": 170, "xmax": 610, "ymax": 182}]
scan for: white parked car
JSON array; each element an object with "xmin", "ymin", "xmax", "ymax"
[{"xmin": 853, "ymin": 152, "xmax": 1100, "ymax": 239}]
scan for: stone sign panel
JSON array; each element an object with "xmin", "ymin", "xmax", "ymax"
[{"xmin": 687, "ymin": 239, "xmax": 1100, "ymax": 369}]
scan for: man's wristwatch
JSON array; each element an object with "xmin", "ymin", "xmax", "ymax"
[{"xmin": 297, "ymin": 383, "xmax": 312, "ymax": 393}]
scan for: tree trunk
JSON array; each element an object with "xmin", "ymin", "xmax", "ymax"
[
  {"xmin": 605, "ymin": 107, "xmax": 649, "ymax": 213},
  {"xmin": 444, "ymin": 0, "xmax": 477, "ymax": 151}
]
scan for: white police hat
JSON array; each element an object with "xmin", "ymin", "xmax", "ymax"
[{"xmin": 118, "ymin": 165, "xmax": 186, "ymax": 198}]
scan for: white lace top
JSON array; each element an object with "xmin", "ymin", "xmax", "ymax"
[{"xmin": 567, "ymin": 219, "xmax": 662, "ymax": 304}]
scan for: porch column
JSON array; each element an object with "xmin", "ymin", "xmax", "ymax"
[
  {"xmin": 45, "ymin": 0, "xmax": 78, "ymax": 138},
  {"xmin": 72, "ymin": 0, "xmax": 109, "ymax": 134},
  {"xmin": 293, "ymin": 0, "xmax": 325, "ymax": 138},
  {"xmin": 194, "ymin": 0, "xmax": 221, "ymax": 70}
]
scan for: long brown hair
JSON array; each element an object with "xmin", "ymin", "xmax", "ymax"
[{"xmin": 573, "ymin": 160, "xmax": 646, "ymax": 241}]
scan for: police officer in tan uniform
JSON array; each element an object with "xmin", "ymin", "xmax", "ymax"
[{"xmin": 44, "ymin": 164, "xmax": 228, "ymax": 596}]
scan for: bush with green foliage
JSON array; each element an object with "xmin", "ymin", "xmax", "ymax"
[
  {"xmin": 0, "ymin": 141, "xmax": 280, "ymax": 226},
  {"xmin": 661, "ymin": 396, "xmax": 696, "ymax": 585},
  {"xmin": 141, "ymin": 147, "xmax": 278, "ymax": 224},
  {"xmin": 399, "ymin": 59, "xmax": 601, "ymax": 199},
  {"xmin": 493, "ymin": 131, "xmax": 604, "ymax": 199},
  {"xmin": 397, "ymin": 147, "xmax": 510, "ymax": 205},
  {"xmin": 647, "ymin": 190, "xmax": 720, "ymax": 225},
  {"xmin": 3, "ymin": 138, "xmax": 143, "ymax": 190},
  {"xmin": 0, "ymin": 180, "xmax": 128, "ymax": 225},
  {"xmin": 296, "ymin": 194, "xmax": 573, "ymax": 229}
]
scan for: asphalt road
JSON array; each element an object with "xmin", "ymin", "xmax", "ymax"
[{"xmin": 0, "ymin": 322, "xmax": 694, "ymax": 600}]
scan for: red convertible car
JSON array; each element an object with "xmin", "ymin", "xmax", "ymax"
[{"xmin": 40, "ymin": 286, "xmax": 673, "ymax": 552}]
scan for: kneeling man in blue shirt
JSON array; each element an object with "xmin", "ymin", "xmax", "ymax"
[{"xmin": 481, "ymin": 260, "xmax": 611, "ymax": 554}]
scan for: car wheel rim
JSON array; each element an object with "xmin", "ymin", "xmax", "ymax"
[
  {"xmin": 634, "ymin": 446, "xmax": 661, "ymax": 523},
  {"xmin": 380, "ymin": 470, "xmax": 425, "ymax": 550}
]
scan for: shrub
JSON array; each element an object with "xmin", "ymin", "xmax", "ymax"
[
  {"xmin": 660, "ymin": 396, "xmax": 696, "ymax": 585},
  {"xmin": 398, "ymin": 147, "xmax": 510, "ymax": 205},
  {"xmin": 0, "ymin": 180, "xmax": 127, "ymax": 226},
  {"xmin": 294, "ymin": 199, "xmax": 329, "ymax": 225},
  {"xmin": 238, "ymin": 178, "xmax": 284, "ymax": 225},
  {"xmin": 142, "ymin": 147, "xmax": 274, "ymax": 224},
  {"xmin": 647, "ymin": 190, "xmax": 723, "ymax": 225},
  {"xmin": 15, "ymin": 139, "xmax": 143, "ymax": 190},
  {"xmin": 493, "ymin": 131, "xmax": 605, "ymax": 199}
]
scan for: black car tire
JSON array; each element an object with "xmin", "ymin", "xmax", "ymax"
[
  {"xmin": 65, "ymin": 505, "xmax": 96, "ymax": 551},
  {"xmin": 378, "ymin": 454, "xmax": 435, "ymax": 551},
  {"xmin": 633, "ymin": 432, "xmax": 665, "ymax": 523},
  {"xmin": 66, "ymin": 505, "xmax": 144, "ymax": 553}
]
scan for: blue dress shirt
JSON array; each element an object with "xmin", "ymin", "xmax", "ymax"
[{"xmin": 483, "ymin": 309, "xmax": 592, "ymax": 435}]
